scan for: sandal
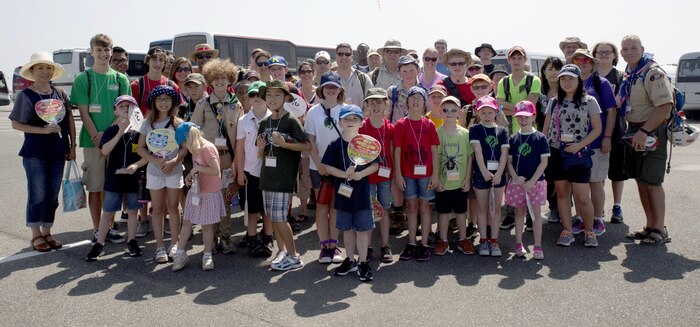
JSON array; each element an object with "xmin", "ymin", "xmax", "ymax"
[
  {"xmin": 294, "ymin": 214, "xmax": 309, "ymax": 223},
  {"xmin": 31, "ymin": 236, "xmax": 51, "ymax": 252},
  {"xmin": 641, "ymin": 227, "xmax": 671, "ymax": 245},
  {"xmin": 626, "ymin": 227, "xmax": 651, "ymax": 240},
  {"xmin": 43, "ymin": 234, "xmax": 63, "ymax": 249}
]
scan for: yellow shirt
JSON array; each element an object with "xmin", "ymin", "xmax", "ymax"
[{"xmin": 426, "ymin": 110, "xmax": 443, "ymax": 128}]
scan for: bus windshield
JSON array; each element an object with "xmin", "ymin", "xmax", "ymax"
[{"xmin": 173, "ymin": 34, "xmax": 208, "ymax": 61}]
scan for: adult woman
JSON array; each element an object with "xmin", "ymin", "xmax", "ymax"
[
  {"xmin": 539, "ymin": 57, "xmax": 564, "ymax": 223},
  {"xmin": 252, "ymin": 50, "xmax": 272, "ymax": 82},
  {"xmin": 297, "ymin": 60, "xmax": 317, "ymax": 105},
  {"xmin": 542, "ymin": 64, "xmax": 602, "ymax": 248},
  {"xmin": 169, "ymin": 57, "xmax": 193, "ymax": 103},
  {"xmin": 10, "ymin": 52, "xmax": 76, "ymax": 252},
  {"xmin": 418, "ymin": 48, "xmax": 447, "ymax": 90}
]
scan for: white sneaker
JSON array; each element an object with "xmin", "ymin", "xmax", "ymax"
[
  {"xmin": 168, "ymin": 245, "xmax": 178, "ymax": 260},
  {"xmin": 271, "ymin": 250, "xmax": 287, "ymax": 265},
  {"xmin": 271, "ymin": 254, "xmax": 304, "ymax": 271},
  {"xmin": 172, "ymin": 252, "xmax": 188, "ymax": 271},
  {"xmin": 202, "ymin": 256, "xmax": 214, "ymax": 271}
]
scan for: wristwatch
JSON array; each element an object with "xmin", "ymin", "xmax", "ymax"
[{"xmin": 639, "ymin": 128, "xmax": 653, "ymax": 136}]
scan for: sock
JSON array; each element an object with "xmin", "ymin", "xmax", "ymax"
[
  {"xmin": 176, "ymin": 249, "xmax": 185, "ymax": 254},
  {"xmin": 614, "ymin": 203, "xmax": 621, "ymax": 207},
  {"xmin": 203, "ymin": 252, "xmax": 212, "ymax": 258}
]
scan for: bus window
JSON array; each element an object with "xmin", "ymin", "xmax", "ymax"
[
  {"xmin": 678, "ymin": 59, "xmax": 700, "ymax": 83},
  {"xmin": 214, "ymin": 36, "xmax": 247, "ymax": 66},
  {"xmin": 173, "ymin": 34, "xmax": 208, "ymax": 60},
  {"xmin": 127, "ymin": 53, "xmax": 147, "ymax": 78},
  {"xmin": 53, "ymin": 52, "xmax": 72, "ymax": 65}
]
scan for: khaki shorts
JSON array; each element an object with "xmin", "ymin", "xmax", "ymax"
[
  {"xmin": 81, "ymin": 147, "xmax": 105, "ymax": 192},
  {"xmin": 590, "ymin": 149, "xmax": 610, "ymax": 183}
]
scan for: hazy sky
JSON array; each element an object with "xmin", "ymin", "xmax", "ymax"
[{"xmin": 2, "ymin": 0, "xmax": 699, "ymax": 83}]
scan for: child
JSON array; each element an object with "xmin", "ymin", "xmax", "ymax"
[
  {"xmin": 178, "ymin": 73, "xmax": 207, "ymax": 217},
  {"xmin": 359, "ymin": 88, "xmax": 395, "ymax": 263},
  {"xmin": 171, "ymin": 122, "xmax": 226, "ymax": 271},
  {"xmin": 433, "ymin": 96, "xmax": 475, "ymax": 256},
  {"xmin": 394, "ymin": 86, "xmax": 440, "ymax": 261},
  {"xmin": 469, "ymin": 96, "xmax": 509, "ymax": 257},
  {"xmin": 506, "ymin": 100, "xmax": 549, "ymax": 260},
  {"xmin": 257, "ymin": 80, "xmax": 311, "ymax": 271},
  {"xmin": 136, "ymin": 85, "xmax": 187, "ymax": 264},
  {"xmin": 322, "ymin": 105, "xmax": 379, "ymax": 281},
  {"xmin": 86, "ymin": 95, "xmax": 147, "ymax": 261}
]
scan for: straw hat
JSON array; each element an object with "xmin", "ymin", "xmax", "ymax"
[{"xmin": 19, "ymin": 51, "xmax": 64, "ymax": 81}]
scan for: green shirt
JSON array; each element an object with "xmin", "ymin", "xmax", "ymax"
[
  {"xmin": 496, "ymin": 73, "xmax": 541, "ymax": 133},
  {"xmin": 437, "ymin": 125, "xmax": 472, "ymax": 190},
  {"xmin": 70, "ymin": 68, "xmax": 131, "ymax": 147}
]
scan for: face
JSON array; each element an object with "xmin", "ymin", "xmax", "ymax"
[
  {"xmin": 447, "ymin": 56, "xmax": 467, "ymax": 77},
  {"xmin": 265, "ymin": 88, "xmax": 286, "ymax": 110},
  {"xmin": 571, "ymin": 55, "xmax": 594, "ymax": 76},
  {"xmin": 357, "ymin": 44, "xmax": 369, "ymax": 59},
  {"xmin": 315, "ymin": 58, "xmax": 330, "ymax": 74},
  {"xmin": 478, "ymin": 107, "xmax": 497, "ymax": 123},
  {"xmin": 249, "ymin": 92, "xmax": 265, "ymax": 108},
  {"xmin": 407, "ymin": 94, "xmax": 425, "ymax": 115},
  {"xmin": 435, "ymin": 43, "xmax": 447, "ymax": 55},
  {"xmin": 235, "ymin": 84, "xmax": 250, "ymax": 109},
  {"xmin": 383, "ymin": 49, "xmax": 401, "ymax": 66},
  {"xmin": 544, "ymin": 64, "xmax": 560, "ymax": 84},
  {"xmin": 110, "ymin": 52, "xmax": 128, "ymax": 73},
  {"xmin": 114, "ymin": 102, "xmax": 130, "ymax": 118},
  {"xmin": 620, "ymin": 38, "xmax": 643, "ymax": 66},
  {"xmin": 366, "ymin": 98, "xmax": 387, "ymax": 118},
  {"xmin": 164, "ymin": 55, "xmax": 175, "ymax": 75},
  {"xmin": 508, "ymin": 54, "xmax": 526, "ymax": 71},
  {"xmin": 336, "ymin": 47, "xmax": 353, "ymax": 68},
  {"xmin": 368, "ymin": 55, "xmax": 382, "ymax": 69},
  {"xmin": 467, "ymin": 66, "xmax": 483, "ymax": 77},
  {"xmin": 563, "ymin": 44, "xmax": 579, "ymax": 58},
  {"xmin": 211, "ymin": 76, "xmax": 229, "ymax": 93},
  {"xmin": 559, "ymin": 75, "xmax": 579, "ymax": 94},
  {"xmin": 148, "ymin": 56, "xmax": 165, "ymax": 74},
  {"xmin": 299, "ymin": 65, "xmax": 314, "ymax": 81},
  {"xmin": 471, "ymin": 81, "xmax": 492, "ymax": 98},
  {"xmin": 322, "ymin": 84, "xmax": 339, "ymax": 100},
  {"xmin": 594, "ymin": 44, "xmax": 615, "ymax": 66},
  {"xmin": 31, "ymin": 64, "xmax": 55, "ymax": 83},
  {"xmin": 428, "ymin": 92, "xmax": 444, "ymax": 109},
  {"xmin": 174, "ymin": 64, "xmax": 192, "ymax": 83},
  {"xmin": 340, "ymin": 114, "xmax": 363, "ymax": 130},
  {"xmin": 269, "ymin": 65, "xmax": 287, "ymax": 81},
  {"xmin": 196, "ymin": 52, "xmax": 213, "ymax": 68},
  {"xmin": 155, "ymin": 94, "xmax": 173, "ymax": 112},
  {"xmin": 185, "ymin": 82, "xmax": 204, "ymax": 100},
  {"xmin": 517, "ymin": 115, "xmax": 535, "ymax": 129},
  {"xmin": 255, "ymin": 56, "xmax": 270, "ymax": 74},
  {"xmin": 90, "ymin": 45, "xmax": 112, "ymax": 65},
  {"xmin": 478, "ymin": 48, "xmax": 493, "ymax": 60},
  {"xmin": 423, "ymin": 51, "xmax": 438, "ymax": 70},
  {"xmin": 441, "ymin": 103, "xmax": 460, "ymax": 120},
  {"xmin": 399, "ymin": 64, "xmax": 418, "ymax": 82},
  {"xmin": 491, "ymin": 72, "xmax": 506, "ymax": 87}
]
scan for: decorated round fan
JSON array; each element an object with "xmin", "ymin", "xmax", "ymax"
[
  {"xmin": 146, "ymin": 128, "xmax": 177, "ymax": 158},
  {"xmin": 35, "ymin": 99, "xmax": 65, "ymax": 124},
  {"xmin": 347, "ymin": 134, "xmax": 382, "ymax": 165},
  {"xmin": 372, "ymin": 197, "xmax": 383, "ymax": 222},
  {"xmin": 284, "ymin": 93, "xmax": 307, "ymax": 118}
]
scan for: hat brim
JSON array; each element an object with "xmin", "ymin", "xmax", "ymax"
[
  {"xmin": 259, "ymin": 85, "xmax": 292, "ymax": 100},
  {"xmin": 559, "ymin": 41, "xmax": 588, "ymax": 52},
  {"xmin": 558, "ymin": 71, "xmax": 579, "ymax": 79},
  {"xmin": 429, "ymin": 90, "xmax": 448, "ymax": 96},
  {"xmin": 19, "ymin": 61, "xmax": 64, "ymax": 82},
  {"xmin": 114, "ymin": 98, "xmax": 138, "ymax": 108},
  {"xmin": 475, "ymin": 46, "xmax": 497, "ymax": 58},
  {"xmin": 364, "ymin": 94, "xmax": 388, "ymax": 101},
  {"xmin": 476, "ymin": 104, "xmax": 498, "ymax": 111},
  {"xmin": 514, "ymin": 112, "xmax": 535, "ymax": 117},
  {"xmin": 378, "ymin": 47, "xmax": 408, "ymax": 56},
  {"xmin": 188, "ymin": 49, "xmax": 219, "ymax": 61}
]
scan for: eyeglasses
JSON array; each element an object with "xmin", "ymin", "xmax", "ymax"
[
  {"xmin": 196, "ymin": 54, "xmax": 213, "ymax": 60},
  {"xmin": 299, "ymin": 69, "xmax": 313, "ymax": 74},
  {"xmin": 316, "ymin": 60, "xmax": 330, "ymax": 65},
  {"xmin": 256, "ymin": 61, "xmax": 269, "ymax": 67},
  {"xmin": 384, "ymin": 49, "xmax": 400, "ymax": 55},
  {"xmin": 448, "ymin": 62, "xmax": 466, "ymax": 67},
  {"xmin": 471, "ymin": 84, "xmax": 490, "ymax": 90},
  {"xmin": 468, "ymin": 66, "xmax": 482, "ymax": 71},
  {"xmin": 175, "ymin": 67, "xmax": 191, "ymax": 73},
  {"xmin": 572, "ymin": 57, "xmax": 593, "ymax": 65},
  {"xmin": 423, "ymin": 57, "xmax": 438, "ymax": 62},
  {"xmin": 442, "ymin": 108, "xmax": 459, "ymax": 113},
  {"xmin": 337, "ymin": 52, "xmax": 352, "ymax": 57},
  {"xmin": 595, "ymin": 50, "xmax": 614, "ymax": 56},
  {"xmin": 111, "ymin": 58, "xmax": 128, "ymax": 64}
]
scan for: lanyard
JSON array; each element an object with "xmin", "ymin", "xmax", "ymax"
[
  {"xmin": 121, "ymin": 131, "xmax": 135, "ymax": 168},
  {"xmin": 408, "ymin": 118, "xmax": 424, "ymax": 164},
  {"xmin": 208, "ymin": 95, "xmax": 228, "ymax": 137},
  {"xmin": 371, "ymin": 119, "xmax": 388, "ymax": 167},
  {"xmin": 90, "ymin": 70, "xmax": 108, "ymax": 104},
  {"xmin": 514, "ymin": 131, "xmax": 532, "ymax": 175},
  {"xmin": 267, "ymin": 115, "xmax": 283, "ymax": 156}
]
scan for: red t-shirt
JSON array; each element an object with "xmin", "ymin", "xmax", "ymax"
[
  {"xmin": 130, "ymin": 76, "xmax": 181, "ymax": 116},
  {"xmin": 359, "ymin": 118, "xmax": 394, "ymax": 184},
  {"xmin": 438, "ymin": 77, "xmax": 475, "ymax": 106},
  {"xmin": 393, "ymin": 117, "xmax": 440, "ymax": 179}
]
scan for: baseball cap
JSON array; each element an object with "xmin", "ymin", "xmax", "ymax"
[
  {"xmin": 441, "ymin": 96, "xmax": 461, "ymax": 108},
  {"xmin": 184, "ymin": 73, "xmax": 206, "ymax": 85},
  {"xmin": 398, "ymin": 55, "xmax": 419, "ymax": 69},
  {"xmin": 514, "ymin": 100, "xmax": 537, "ymax": 117},
  {"xmin": 320, "ymin": 71, "xmax": 342, "ymax": 88},
  {"xmin": 259, "ymin": 80, "xmax": 292, "ymax": 100},
  {"xmin": 247, "ymin": 81, "xmax": 266, "ymax": 96},
  {"xmin": 364, "ymin": 87, "xmax": 388, "ymax": 101},
  {"xmin": 243, "ymin": 70, "xmax": 261, "ymax": 81},
  {"xmin": 113, "ymin": 95, "xmax": 138, "ymax": 108},
  {"xmin": 175, "ymin": 122, "xmax": 200, "ymax": 145},
  {"xmin": 471, "ymin": 73, "xmax": 491, "ymax": 85},
  {"xmin": 267, "ymin": 56, "xmax": 288, "ymax": 67},
  {"xmin": 558, "ymin": 64, "xmax": 581, "ymax": 78},
  {"xmin": 339, "ymin": 105, "xmax": 364, "ymax": 120},
  {"xmin": 489, "ymin": 65, "xmax": 509, "ymax": 79},
  {"xmin": 508, "ymin": 46, "xmax": 527, "ymax": 58},
  {"xmin": 407, "ymin": 86, "xmax": 427, "ymax": 102},
  {"xmin": 368, "ymin": 49, "xmax": 381, "ymax": 58},
  {"xmin": 475, "ymin": 96, "xmax": 498, "ymax": 111},
  {"xmin": 314, "ymin": 51, "xmax": 331, "ymax": 61},
  {"xmin": 429, "ymin": 84, "xmax": 448, "ymax": 96}
]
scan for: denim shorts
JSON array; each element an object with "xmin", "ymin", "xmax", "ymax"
[
  {"xmin": 369, "ymin": 180, "xmax": 392, "ymax": 209},
  {"xmin": 310, "ymin": 169, "xmax": 322, "ymax": 189},
  {"xmin": 336, "ymin": 209, "xmax": 375, "ymax": 231},
  {"xmin": 103, "ymin": 191, "xmax": 142, "ymax": 212},
  {"xmin": 403, "ymin": 177, "xmax": 435, "ymax": 201}
]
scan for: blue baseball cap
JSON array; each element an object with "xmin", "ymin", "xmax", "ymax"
[
  {"xmin": 175, "ymin": 122, "xmax": 200, "ymax": 145},
  {"xmin": 339, "ymin": 104, "xmax": 364, "ymax": 120},
  {"xmin": 320, "ymin": 71, "xmax": 342, "ymax": 88},
  {"xmin": 267, "ymin": 55, "xmax": 288, "ymax": 67}
]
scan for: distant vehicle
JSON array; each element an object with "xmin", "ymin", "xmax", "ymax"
[
  {"xmin": 52, "ymin": 48, "xmax": 91, "ymax": 97},
  {"xmin": 659, "ymin": 64, "xmax": 677, "ymax": 85},
  {"xmin": 172, "ymin": 32, "xmax": 334, "ymax": 72},
  {"xmin": 491, "ymin": 49, "xmax": 564, "ymax": 77},
  {"xmin": 675, "ymin": 51, "xmax": 700, "ymax": 117},
  {"xmin": 0, "ymin": 70, "xmax": 10, "ymax": 105},
  {"xmin": 12, "ymin": 66, "xmax": 33, "ymax": 101},
  {"xmin": 149, "ymin": 39, "xmax": 172, "ymax": 51}
]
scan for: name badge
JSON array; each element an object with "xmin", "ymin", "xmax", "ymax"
[
  {"xmin": 446, "ymin": 170, "xmax": 460, "ymax": 181},
  {"xmin": 265, "ymin": 156, "xmax": 277, "ymax": 167},
  {"xmin": 413, "ymin": 165, "xmax": 427, "ymax": 176},
  {"xmin": 378, "ymin": 166, "xmax": 391, "ymax": 178},
  {"xmin": 115, "ymin": 168, "xmax": 128, "ymax": 175},
  {"xmin": 89, "ymin": 104, "xmax": 101, "ymax": 113},
  {"xmin": 215, "ymin": 137, "xmax": 227, "ymax": 147},
  {"xmin": 561, "ymin": 134, "xmax": 574, "ymax": 143},
  {"xmin": 338, "ymin": 183, "xmax": 354, "ymax": 198},
  {"xmin": 487, "ymin": 160, "xmax": 499, "ymax": 171},
  {"xmin": 191, "ymin": 195, "xmax": 200, "ymax": 206}
]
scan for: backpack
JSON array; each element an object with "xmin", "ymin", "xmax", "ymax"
[
  {"xmin": 370, "ymin": 68, "xmax": 379, "ymax": 86},
  {"xmin": 137, "ymin": 76, "xmax": 175, "ymax": 106},
  {"xmin": 356, "ymin": 70, "xmax": 367, "ymax": 96},
  {"xmin": 502, "ymin": 73, "xmax": 534, "ymax": 103}
]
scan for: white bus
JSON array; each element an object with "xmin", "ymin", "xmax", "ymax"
[
  {"xmin": 149, "ymin": 39, "xmax": 172, "ymax": 51},
  {"xmin": 675, "ymin": 51, "xmax": 700, "ymax": 116}
]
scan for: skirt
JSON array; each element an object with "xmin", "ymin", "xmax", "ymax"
[{"xmin": 184, "ymin": 191, "xmax": 226, "ymax": 225}]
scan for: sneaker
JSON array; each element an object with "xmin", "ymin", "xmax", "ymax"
[
  {"xmin": 172, "ymin": 252, "xmax": 188, "ymax": 271},
  {"xmin": 611, "ymin": 205, "xmax": 624, "ymax": 224},
  {"xmin": 557, "ymin": 230, "xmax": 575, "ymax": 246},
  {"xmin": 318, "ymin": 248, "xmax": 332, "ymax": 264},
  {"xmin": 126, "ymin": 239, "xmax": 142, "ymax": 257},
  {"xmin": 500, "ymin": 215, "xmax": 515, "ymax": 229},
  {"xmin": 427, "ymin": 232, "xmax": 437, "ymax": 248},
  {"xmin": 545, "ymin": 209, "xmax": 560, "ymax": 223},
  {"xmin": 271, "ymin": 250, "xmax": 287, "ymax": 265},
  {"xmin": 533, "ymin": 246, "xmax": 544, "ymax": 260},
  {"xmin": 571, "ymin": 216, "xmax": 584, "ymax": 235},
  {"xmin": 90, "ymin": 230, "xmax": 98, "ymax": 245},
  {"xmin": 202, "ymin": 255, "xmax": 214, "ymax": 271},
  {"xmin": 457, "ymin": 239, "xmax": 476, "ymax": 255},
  {"xmin": 584, "ymin": 230, "xmax": 599, "ymax": 247},
  {"xmin": 334, "ymin": 258, "xmax": 358, "ymax": 276},
  {"xmin": 515, "ymin": 243, "xmax": 527, "ymax": 258},
  {"xmin": 220, "ymin": 238, "xmax": 237, "ymax": 254},
  {"xmin": 154, "ymin": 247, "xmax": 168, "ymax": 264},
  {"xmin": 399, "ymin": 244, "xmax": 417, "ymax": 261},
  {"xmin": 466, "ymin": 223, "xmax": 478, "ymax": 239},
  {"xmin": 135, "ymin": 220, "xmax": 150, "ymax": 238},
  {"xmin": 249, "ymin": 238, "xmax": 273, "ymax": 258},
  {"xmin": 239, "ymin": 234, "xmax": 257, "ymax": 248},
  {"xmin": 366, "ymin": 247, "xmax": 374, "ymax": 262},
  {"xmin": 106, "ymin": 229, "xmax": 126, "ymax": 244},
  {"xmin": 271, "ymin": 254, "xmax": 304, "ymax": 271},
  {"xmin": 331, "ymin": 248, "xmax": 344, "ymax": 263},
  {"xmin": 118, "ymin": 211, "xmax": 129, "ymax": 223},
  {"xmin": 593, "ymin": 218, "xmax": 606, "ymax": 236},
  {"xmin": 358, "ymin": 262, "xmax": 373, "ymax": 282},
  {"xmin": 478, "ymin": 241, "xmax": 491, "ymax": 256},
  {"xmin": 433, "ymin": 239, "xmax": 449, "ymax": 256},
  {"xmin": 168, "ymin": 245, "xmax": 178, "ymax": 260},
  {"xmin": 380, "ymin": 246, "xmax": 393, "ymax": 263},
  {"xmin": 490, "ymin": 241, "xmax": 502, "ymax": 257},
  {"xmin": 85, "ymin": 243, "xmax": 105, "ymax": 262},
  {"xmin": 525, "ymin": 216, "xmax": 534, "ymax": 232},
  {"xmin": 416, "ymin": 244, "xmax": 431, "ymax": 261}
]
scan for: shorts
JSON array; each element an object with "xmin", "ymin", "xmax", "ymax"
[
  {"xmin": 263, "ymin": 191, "xmax": 291, "ymax": 222},
  {"xmin": 548, "ymin": 147, "xmax": 591, "ymax": 184},
  {"xmin": 81, "ymin": 147, "xmax": 105, "ymax": 192},
  {"xmin": 310, "ymin": 169, "xmax": 322, "ymax": 189},
  {"xmin": 625, "ymin": 124, "xmax": 668, "ymax": 186},
  {"xmin": 336, "ymin": 209, "xmax": 375, "ymax": 231},
  {"xmin": 472, "ymin": 169, "xmax": 507, "ymax": 190},
  {"xmin": 239, "ymin": 172, "xmax": 265, "ymax": 214},
  {"xmin": 103, "ymin": 191, "xmax": 142, "ymax": 212},
  {"xmin": 590, "ymin": 149, "xmax": 610, "ymax": 183},
  {"xmin": 403, "ymin": 177, "xmax": 435, "ymax": 201},
  {"xmin": 435, "ymin": 189, "xmax": 469, "ymax": 214},
  {"xmin": 505, "ymin": 180, "xmax": 547, "ymax": 208},
  {"xmin": 369, "ymin": 180, "xmax": 392, "ymax": 209},
  {"xmin": 146, "ymin": 172, "xmax": 184, "ymax": 190},
  {"xmin": 608, "ymin": 141, "xmax": 628, "ymax": 181}
]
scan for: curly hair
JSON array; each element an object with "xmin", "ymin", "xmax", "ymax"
[{"xmin": 202, "ymin": 58, "xmax": 238, "ymax": 85}]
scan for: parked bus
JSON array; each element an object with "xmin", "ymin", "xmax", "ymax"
[
  {"xmin": 12, "ymin": 66, "xmax": 33, "ymax": 101},
  {"xmin": 675, "ymin": 51, "xmax": 700, "ymax": 117},
  {"xmin": 172, "ymin": 32, "xmax": 334, "ymax": 72},
  {"xmin": 149, "ymin": 39, "xmax": 173, "ymax": 51},
  {"xmin": 0, "ymin": 70, "xmax": 10, "ymax": 105},
  {"xmin": 491, "ymin": 49, "xmax": 564, "ymax": 77}
]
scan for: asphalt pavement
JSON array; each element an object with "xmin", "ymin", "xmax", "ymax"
[{"xmin": 0, "ymin": 104, "xmax": 699, "ymax": 326}]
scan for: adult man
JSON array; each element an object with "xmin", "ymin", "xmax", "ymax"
[
  {"xmin": 110, "ymin": 47, "xmax": 129, "ymax": 75},
  {"xmin": 336, "ymin": 43, "xmax": 373, "ymax": 107},
  {"xmin": 619, "ymin": 35, "xmax": 673, "ymax": 244},
  {"xmin": 353, "ymin": 43, "xmax": 371, "ymax": 73},
  {"xmin": 474, "ymin": 43, "xmax": 497, "ymax": 75},
  {"xmin": 370, "ymin": 39, "xmax": 407, "ymax": 90},
  {"xmin": 313, "ymin": 51, "xmax": 332, "ymax": 86},
  {"xmin": 559, "ymin": 36, "xmax": 587, "ymax": 59},
  {"xmin": 189, "ymin": 43, "xmax": 218, "ymax": 70},
  {"xmin": 434, "ymin": 39, "xmax": 450, "ymax": 76},
  {"xmin": 368, "ymin": 49, "xmax": 382, "ymax": 72}
]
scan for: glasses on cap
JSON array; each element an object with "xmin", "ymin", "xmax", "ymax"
[
  {"xmin": 423, "ymin": 57, "xmax": 438, "ymax": 62},
  {"xmin": 572, "ymin": 57, "xmax": 593, "ymax": 65},
  {"xmin": 196, "ymin": 54, "xmax": 213, "ymax": 60},
  {"xmin": 256, "ymin": 61, "xmax": 269, "ymax": 67}
]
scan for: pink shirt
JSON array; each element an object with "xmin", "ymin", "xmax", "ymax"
[{"xmin": 193, "ymin": 141, "xmax": 221, "ymax": 193}]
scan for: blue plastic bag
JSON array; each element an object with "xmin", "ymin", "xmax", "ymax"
[{"xmin": 62, "ymin": 160, "xmax": 86, "ymax": 212}]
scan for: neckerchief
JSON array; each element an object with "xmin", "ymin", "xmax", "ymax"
[{"xmin": 619, "ymin": 52, "xmax": 655, "ymax": 116}]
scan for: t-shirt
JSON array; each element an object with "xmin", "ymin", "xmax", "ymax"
[
  {"xmin": 584, "ymin": 75, "xmax": 616, "ymax": 149},
  {"xmin": 438, "ymin": 77, "xmax": 476, "ymax": 108},
  {"xmin": 303, "ymin": 103, "xmax": 342, "ymax": 171},
  {"xmin": 437, "ymin": 126, "xmax": 473, "ymax": 190},
  {"xmin": 257, "ymin": 111, "xmax": 308, "ymax": 193},
  {"xmin": 130, "ymin": 76, "xmax": 180, "ymax": 116},
  {"xmin": 496, "ymin": 73, "xmax": 542, "ymax": 133},
  {"xmin": 139, "ymin": 118, "xmax": 184, "ymax": 178},
  {"xmin": 100, "ymin": 125, "xmax": 140, "ymax": 193},
  {"xmin": 71, "ymin": 68, "xmax": 131, "ymax": 148},
  {"xmin": 321, "ymin": 137, "xmax": 379, "ymax": 212},
  {"xmin": 192, "ymin": 141, "xmax": 221, "ymax": 193},
  {"xmin": 418, "ymin": 71, "xmax": 447, "ymax": 90},
  {"xmin": 483, "ymin": 63, "xmax": 495, "ymax": 75},
  {"xmin": 426, "ymin": 111, "xmax": 444, "ymax": 128},
  {"xmin": 9, "ymin": 88, "xmax": 71, "ymax": 159},
  {"xmin": 359, "ymin": 118, "xmax": 394, "ymax": 184},
  {"xmin": 545, "ymin": 95, "xmax": 602, "ymax": 149},
  {"xmin": 469, "ymin": 123, "xmax": 509, "ymax": 171},
  {"xmin": 627, "ymin": 65, "xmax": 674, "ymax": 124},
  {"xmin": 602, "ymin": 68, "xmax": 623, "ymax": 95},
  {"xmin": 508, "ymin": 130, "xmax": 550, "ymax": 181},
  {"xmin": 393, "ymin": 117, "xmax": 440, "ymax": 179},
  {"xmin": 236, "ymin": 109, "xmax": 271, "ymax": 177}
]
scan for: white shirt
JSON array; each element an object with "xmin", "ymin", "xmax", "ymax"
[
  {"xmin": 339, "ymin": 69, "xmax": 374, "ymax": 107},
  {"xmin": 303, "ymin": 103, "xmax": 342, "ymax": 171},
  {"xmin": 236, "ymin": 108, "xmax": 271, "ymax": 177}
]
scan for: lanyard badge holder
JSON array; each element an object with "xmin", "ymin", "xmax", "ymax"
[
  {"xmin": 482, "ymin": 124, "xmax": 499, "ymax": 171},
  {"xmin": 191, "ymin": 173, "xmax": 200, "ymax": 206},
  {"xmin": 409, "ymin": 119, "xmax": 427, "ymax": 176}
]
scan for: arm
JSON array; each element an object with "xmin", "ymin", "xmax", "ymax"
[
  {"xmin": 601, "ymin": 107, "xmax": 616, "ymax": 154},
  {"xmin": 524, "ymin": 156, "xmax": 549, "ymax": 192},
  {"xmin": 393, "ymin": 147, "xmax": 405, "ymax": 191},
  {"xmin": 191, "ymin": 149, "xmax": 220, "ymax": 176},
  {"xmin": 632, "ymin": 103, "xmax": 673, "ymax": 149},
  {"xmin": 565, "ymin": 112, "xmax": 602, "ymax": 153},
  {"xmin": 125, "ymin": 158, "xmax": 148, "ymax": 175},
  {"xmin": 307, "ymin": 134, "xmax": 326, "ymax": 175},
  {"xmin": 136, "ymin": 133, "xmax": 163, "ymax": 165},
  {"xmin": 497, "ymin": 98, "xmax": 515, "ymax": 116},
  {"xmin": 461, "ymin": 153, "xmax": 473, "ymax": 192},
  {"xmin": 493, "ymin": 146, "xmax": 509, "ymax": 182},
  {"xmin": 352, "ymin": 163, "xmax": 379, "ymax": 180},
  {"xmin": 67, "ymin": 109, "xmax": 77, "ymax": 160},
  {"xmin": 11, "ymin": 121, "xmax": 60, "ymax": 135},
  {"xmin": 77, "ymin": 104, "xmax": 102, "ymax": 145},
  {"xmin": 101, "ymin": 123, "xmax": 128, "ymax": 156},
  {"xmin": 430, "ymin": 145, "xmax": 441, "ymax": 191},
  {"xmin": 542, "ymin": 110, "xmax": 552, "ymax": 137},
  {"xmin": 471, "ymin": 143, "xmax": 492, "ymax": 181},
  {"xmin": 235, "ymin": 138, "xmax": 247, "ymax": 185}
]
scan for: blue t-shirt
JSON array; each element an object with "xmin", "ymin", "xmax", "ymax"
[
  {"xmin": 321, "ymin": 136, "xmax": 380, "ymax": 212},
  {"xmin": 469, "ymin": 123, "xmax": 509, "ymax": 172},
  {"xmin": 9, "ymin": 88, "xmax": 71, "ymax": 160},
  {"xmin": 508, "ymin": 130, "xmax": 550, "ymax": 181},
  {"xmin": 584, "ymin": 75, "xmax": 616, "ymax": 149},
  {"xmin": 100, "ymin": 125, "xmax": 141, "ymax": 193}
]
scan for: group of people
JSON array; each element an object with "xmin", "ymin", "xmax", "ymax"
[{"xmin": 11, "ymin": 33, "xmax": 676, "ymax": 283}]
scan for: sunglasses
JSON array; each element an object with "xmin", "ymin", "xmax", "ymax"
[
  {"xmin": 337, "ymin": 52, "xmax": 352, "ymax": 57},
  {"xmin": 471, "ymin": 84, "xmax": 490, "ymax": 90},
  {"xmin": 175, "ymin": 67, "xmax": 191, "ymax": 73},
  {"xmin": 196, "ymin": 54, "xmax": 213, "ymax": 60},
  {"xmin": 299, "ymin": 69, "xmax": 313, "ymax": 74},
  {"xmin": 572, "ymin": 57, "xmax": 593, "ymax": 65},
  {"xmin": 442, "ymin": 108, "xmax": 459, "ymax": 113},
  {"xmin": 256, "ymin": 61, "xmax": 269, "ymax": 67},
  {"xmin": 316, "ymin": 60, "xmax": 330, "ymax": 65},
  {"xmin": 423, "ymin": 57, "xmax": 438, "ymax": 62},
  {"xmin": 448, "ymin": 62, "xmax": 466, "ymax": 67},
  {"xmin": 468, "ymin": 66, "xmax": 482, "ymax": 71}
]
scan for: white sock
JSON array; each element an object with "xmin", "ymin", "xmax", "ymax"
[
  {"xmin": 614, "ymin": 203, "xmax": 621, "ymax": 207},
  {"xmin": 176, "ymin": 249, "xmax": 185, "ymax": 255}
]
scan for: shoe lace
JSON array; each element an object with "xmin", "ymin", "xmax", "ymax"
[
  {"xmin": 560, "ymin": 230, "xmax": 572, "ymax": 238},
  {"xmin": 585, "ymin": 230, "xmax": 596, "ymax": 238}
]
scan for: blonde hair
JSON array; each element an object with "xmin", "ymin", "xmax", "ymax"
[{"xmin": 184, "ymin": 127, "xmax": 204, "ymax": 154}]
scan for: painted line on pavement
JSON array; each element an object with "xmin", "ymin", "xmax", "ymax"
[{"xmin": 0, "ymin": 240, "xmax": 91, "ymax": 264}]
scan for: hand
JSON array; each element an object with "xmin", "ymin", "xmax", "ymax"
[
  {"xmin": 91, "ymin": 132, "xmax": 103, "ymax": 145},
  {"xmin": 237, "ymin": 172, "xmax": 247, "ymax": 186},
  {"xmin": 256, "ymin": 135, "xmax": 266, "ymax": 147},
  {"xmin": 564, "ymin": 142, "xmax": 583, "ymax": 154},
  {"xmin": 117, "ymin": 118, "xmax": 130, "ymax": 134},
  {"xmin": 432, "ymin": 176, "xmax": 443, "ymax": 192},
  {"xmin": 601, "ymin": 138, "xmax": 612, "ymax": 154},
  {"xmin": 493, "ymin": 172, "xmax": 503, "ymax": 185},
  {"xmin": 345, "ymin": 165, "xmax": 357, "ymax": 179},
  {"xmin": 515, "ymin": 176, "xmax": 526, "ymax": 186},
  {"xmin": 523, "ymin": 179, "xmax": 535, "ymax": 193},
  {"xmin": 395, "ymin": 175, "xmax": 406, "ymax": 191},
  {"xmin": 481, "ymin": 169, "xmax": 493, "ymax": 182},
  {"xmin": 461, "ymin": 179, "xmax": 471, "ymax": 192},
  {"xmin": 161, "ymin": 159, "xmax": 177, "ymax": 174},
  {"xmin": 44, "ymin": 122, "xmax": 61, "ymax": 135},
  {"xmin": 66, "ymin": 146, "xmax": 76, "ymax": 161},
  {"xmin": 271, "ymin": 132, "xmax": 285, "ymax": 148},
  {"xmin": 125, "ymin": 164, "xmax": 138, "ymax": 175},
  {"xmin": 632, "ymin": 130, "xmax": 648, "ymax": 151},
  {"xmin": 185, "ymin": 173, "xmax": 194, "ymax": 187}
]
